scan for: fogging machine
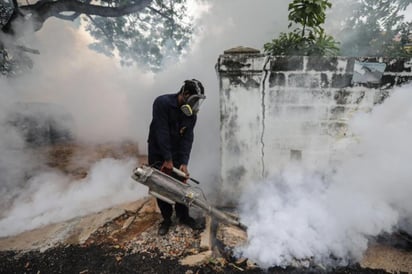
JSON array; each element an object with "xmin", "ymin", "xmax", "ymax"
[{"xmin": 131, "ymin": 165, "xmax": 246, "ymax": 230}]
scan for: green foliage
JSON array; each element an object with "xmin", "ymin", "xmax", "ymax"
[
  {"xmin": 85, "ymin": 0, "xmax": 192, "ymax": 71},
  {"xmin": 0, "ymin": 2, "xmax": 14, "ymax": 27},
  {"xmin": 0, "ymin": 0, "xmax": 193, "ymax": 75},
  {"xmin": 308, "ymin": 29, "xmax": 340, "ymax": 56},
  {"xmin": 264, "ymin": 31, "xmax": 305, "ymax": 56},
  {"xmin": 0, "ymin": 47, "xmax": 33, "ymax": 77},
  {"xmin": 288, "ymin": 0, "xmax": 331, "ymax": 34},
  {"xmin": 338, "ymin": 0, "xmax": 412, "ymax": 57},
  {"xmin": 264, "ymin": 0, "xmax": 339, "ymax": 56},
  {"xmin": 264, "ymin": 29, "xmax": 339, "ymax": 56}
]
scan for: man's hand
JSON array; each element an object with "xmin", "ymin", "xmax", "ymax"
[
  {"xmin": 161, "ymin": 160, "xmax": 173, "ymax": 173},
  {"xmin": 179, "ymin": 164, "xmax": 189, "ymax": 183}
]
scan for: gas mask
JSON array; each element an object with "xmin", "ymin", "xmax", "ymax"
[
  {"xmin": 180, "ymin": 79, "xmax": 206, "ymax": 116},
  {"xmin": 180, "ymin": 93, "xmax": 206, "ymax": 116}
]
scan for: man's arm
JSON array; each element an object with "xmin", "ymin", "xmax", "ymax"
[
  {"xmin": 179, "ymin": 116, "xmax": 197, "ymax": 166},
  {"xmin": 151, "ymin": 97, "xmax": 173, "ymax": 163}
]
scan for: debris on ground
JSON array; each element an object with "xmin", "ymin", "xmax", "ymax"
[{"xmin": 0, "ymin": 142, "xmax": 411, "ymax": 273}]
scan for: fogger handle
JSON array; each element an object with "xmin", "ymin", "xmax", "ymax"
[
  {"xmin": 172, "ymin": 167, "xmax": 186, "ymax": 177},
  {"xmin": 172, "ymin": 167, "xmax": 200, "ymax": 184}
]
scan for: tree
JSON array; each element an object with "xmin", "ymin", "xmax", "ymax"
[
  {"xmin": 85, "ymin": 0, "xmax": 192, "ymax": 70},
  {"xmin": 264, "ymin": 0, "xmax": 339, "ymax": 56},
  {"xmin": 0, "ymin": 0, "xmax": 192, "ymax": 74},
  {"xmin": 337, "ymin": 0, "xmax": 412, "ymax": 57}
]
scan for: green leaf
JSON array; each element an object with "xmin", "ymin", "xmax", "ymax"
[{"xmin": 264, "ymin": 0, "xmax": 338, "ymax": 56}]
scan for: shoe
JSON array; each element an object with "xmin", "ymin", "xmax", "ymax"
[
  {"xmin": 158, "ymin": 220, "xmax": 171, "ymax": 236},
  {"xmin": 180, "ymin": 216, "xmax": 203, "ymax": 230}
]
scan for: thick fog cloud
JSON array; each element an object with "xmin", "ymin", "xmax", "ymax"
[
  {"xmin": 0, "ymin": 0, "xmax": 289, "ymax": 235},
  {"xmin": 237, "ymin": 84, "xmax": 412, "ymax": 268},
  {"xmin": 0, "ymin": 158, "xmax": 147, "ymax": 237},
  {"xmin": 2, "ymin": 0, "xmax": 411, "ymax": 268}
]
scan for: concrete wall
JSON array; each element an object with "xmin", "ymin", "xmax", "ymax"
[{"xmin": 216, "ymin": 48, "xmax": 412, "ymax": 205}]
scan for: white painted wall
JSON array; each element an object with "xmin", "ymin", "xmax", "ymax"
[{"xmin": 217, "ymin": 53, "xmax": 412, "ymax": 205}]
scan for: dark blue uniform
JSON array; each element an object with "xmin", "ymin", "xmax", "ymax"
[{"xmin": 148, "ymin": 93, "xmax": 197, "ymax": 221}]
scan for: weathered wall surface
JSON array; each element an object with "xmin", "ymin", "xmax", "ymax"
[{"xmin": 216, "ymin": 48, "xmax": 412, "ymax": 204}]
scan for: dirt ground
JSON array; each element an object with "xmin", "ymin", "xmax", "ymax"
[
  {"xmin": 0, "ymin": 142, "xmax": 411, "ymax": 273},
  {"xmin": 0, "ymin": 196, "xmax": 401, "ymax": 274},
  {"xmin": 0, "ymin": 244, "xmax": 392, "ymax": 274}
]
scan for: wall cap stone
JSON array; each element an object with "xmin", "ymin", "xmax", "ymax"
[{"xmin": 224, "ymin": 46, "xmax": 261, "ymax": 54}]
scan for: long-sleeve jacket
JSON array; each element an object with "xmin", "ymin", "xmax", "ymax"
[{"xmin": 148, "ymin": 93, "xmax": 196, "ymax": 167}]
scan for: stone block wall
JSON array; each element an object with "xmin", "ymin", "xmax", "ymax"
[{"xmin": 216, "ymin": 48, "xmax": 412, "ymax": 205}]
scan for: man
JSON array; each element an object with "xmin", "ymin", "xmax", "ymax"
[{"xmin": 148, "ymin": 79, "xmax": 206, "ymax": 235}]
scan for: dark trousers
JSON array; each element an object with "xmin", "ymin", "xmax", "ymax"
[
  {"xmin": 148, "ymin": 155, "xmax": 190, "ymax": 222},
  {"xmin": 157, "ymin": 198, "xmax": 189, "ymax": 222},
  {"xmin": 156, "ymin": 165, "xmax": 190, "ymax": 221}
]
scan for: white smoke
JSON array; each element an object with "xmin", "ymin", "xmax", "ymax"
[
  {"xmin": 0, "ymin": 158, "xmax": 146, "ymax": 237},
  {"xmin": 237, "ymin": 83, "xmax": 412, "ymax": 268},
  {"xmin": 0, "ymin": 0, "xmax": 287, "ymax": 236},
  {"xmin": 1, "ymin": 0, "xmax": 408, "ymax": 267},
  {"xmin": 0, "ymin": 18, "xmax": 153, "ymax": 236}
]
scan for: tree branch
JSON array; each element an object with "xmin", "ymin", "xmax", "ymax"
[
  {"xmin": 20, "ymin": 0, "xmax": 153, "ymax": 29},
  {"xmin": 16, "ymin": 45, "xmax": 40, "ymax": 54},
  {"xmin": 54, "ymin": 12, "xmax": 81, "ymax": 21},
  {"xmin": 86, "ymin": 14, "xmax": 113, "ymax": 44},
  {"xmin": 146, "ymin": 6, "xmax": 174, "ymax": 21}
]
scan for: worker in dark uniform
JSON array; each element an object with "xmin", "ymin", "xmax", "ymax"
[{"xmin": 148, "ymin": 79, "xmax": 206, "ymax": 235}]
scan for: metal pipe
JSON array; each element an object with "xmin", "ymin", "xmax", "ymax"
[
  {"xmin": 132, "ymin": 165, "xmax": 247, "ymax": 230},
  {"xmin": 172, "ymin": 167, "xmax": 200, "ymax": 184}
]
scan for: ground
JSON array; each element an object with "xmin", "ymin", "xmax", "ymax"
[
  {"xmin": 0, "ymin": 196, "xmax": 407, "ymax": 274},
  {"xmin": 0, "ymin": 143, "xmax": 411, "ymax": 273},
  {"xmin": 0, "ymin": 245, "xmax": 392, "ymax": 274}
]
